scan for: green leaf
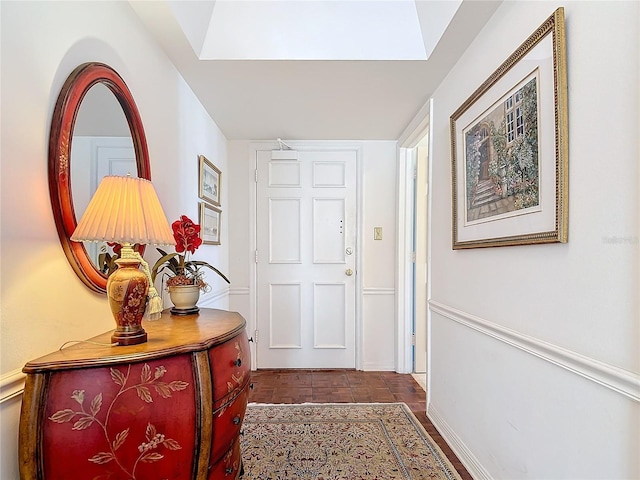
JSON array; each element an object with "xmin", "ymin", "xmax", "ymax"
[
  {"xmin": 150, "ymin": 248, "xmax": 230, "ymax": 284},
  {"xmin": 188, "ymin": 261, "xmax": 230, "ymax": 284},
  {"xmin": 151, "ymin": 252, "xmax": 180, "ymax": 282},
  {"xmin": 98, "ymin": 252, "xmax": 108, "ymax": 273}
]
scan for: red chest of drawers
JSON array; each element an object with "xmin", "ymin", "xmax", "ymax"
[{"xmin": 18, "ymin": 309, "xmax": 251, "ymax": 480}]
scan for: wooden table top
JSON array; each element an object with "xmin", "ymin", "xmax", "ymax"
[{"xmin": 23, "ymin": 308, "xmax": 246, "ymax": 373}]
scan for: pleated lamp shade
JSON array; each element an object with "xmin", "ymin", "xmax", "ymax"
[{"xmin": 71, "ymin": 175, "xmax": 175, "ymax": 246}]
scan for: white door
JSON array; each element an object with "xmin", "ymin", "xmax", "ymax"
[
  {"xmin": 71, "ymin": 136, "xmax": 135, "ymax": 265},
  {"xmin": 256, "ymin": 149, "xmax": 357, "ymax": 368},
  {"xmin": 94, "ymin": 138, "xmax": 136, "ymax": 187}
]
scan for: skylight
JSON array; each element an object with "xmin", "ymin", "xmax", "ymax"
[{"xmin": 168, "ymin": 0, "xmax": 462, "ymax": 61}]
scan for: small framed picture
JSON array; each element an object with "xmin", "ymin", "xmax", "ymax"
[
  {"xmin": 198, "ymin": 155, "xmax": 221, "ymax": 207},
  {"xmin": 200, "ymin": 202, "xmax": 221, "ymax": 245}
]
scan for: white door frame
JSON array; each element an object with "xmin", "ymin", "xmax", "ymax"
[
  {"xmin": 395, "ymin": 99, "xmax": 433, "ymax": 378},
  {"xmin": 414, "ymin": 143, "xmax": 429, "ymax": 374},
  {"xmin": 248, "ymin": 141, "xmax": 364, "ymax": 371}
]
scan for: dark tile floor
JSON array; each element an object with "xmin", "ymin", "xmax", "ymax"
[{"xmin": 247, "ymin": 369, "xmax": 472, "ymax": 480}]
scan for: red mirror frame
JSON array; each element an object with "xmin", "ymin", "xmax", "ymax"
[{"xmin": 49, "ymin": 62, "xmax": 151, "ymax": 293}]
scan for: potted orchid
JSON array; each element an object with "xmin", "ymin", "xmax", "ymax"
[{"xmin": 151, "ymin": 215, "xmax": 229, "ymax": 313}]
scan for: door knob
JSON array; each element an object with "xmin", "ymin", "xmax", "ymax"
[{"xmin": 345, "ymin": 269, "xmax": 353, "ymax": 276}]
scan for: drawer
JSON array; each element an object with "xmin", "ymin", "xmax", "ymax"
[
  {"xmin": 209, "ymin": 330, "xmax": 250, "ymax": 408},
  {"xmin": 208, "ymin": 436, "xmax": 242, "ymax": 480},
  {"xmin": 210, "ymin": 385, "xmax": 248, "ymax": 465}
]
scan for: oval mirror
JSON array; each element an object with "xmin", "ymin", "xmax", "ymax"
[
  {"xmin": 71, "ymin": 83, "xmax": 136, "ymax": 273},
  {"xmin": 49, "ymin": 63, "xmax": 150, "ymax": 293}
]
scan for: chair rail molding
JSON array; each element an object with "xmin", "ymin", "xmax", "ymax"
[
  {"xmin": 197, "ymin": 285, "xmax": 230, "ymax": 307},
  {"xmin": 362, "ymin": 287, "xmax": 395, "ymax": 295},
  {"xmin": 429, "ymin": 300, "xmax": 640, "ymax": 402},
  {"xmin": 0, "ymin": 369, "xmax": 26, "ymax": 404},
  {"xmin": 229, "ymin": 287, "xmax": 250, "ymax": 296}
]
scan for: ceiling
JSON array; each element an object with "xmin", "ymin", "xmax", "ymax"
[{"xmin": 129, "ymin": 0, "xmax": 501, "ymax": 141}]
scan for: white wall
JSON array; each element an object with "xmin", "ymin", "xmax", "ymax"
[
  {"xmin": 427, "ymin": 1, "xmax": 640, "ymax": 478},
  {"xmin": 361, "ymin": 141, "xmax": 397, "ymax": 370},
  {"xmin": 227, "ymin": 140, "xmax": 397, "ymax": 371},
  {"xmin": 227, "ymin": 140, "xmax": 253, "ymax": 325},
  {"xmin": 0, "ymin": 2, "xmax": 229, "ymax": 478}
]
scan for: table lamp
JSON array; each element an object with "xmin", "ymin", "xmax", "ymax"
[{"xmin": 71, "ymin": 175, "xmax": 175, "ymax": 345}]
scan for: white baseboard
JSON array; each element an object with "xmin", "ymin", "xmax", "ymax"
[
  {"xmin": 428, "ymin": 403, "xmax": 493, "ymax": 480},
  {"xmin": 361, "ymin": 362, "xmax": 395, "ymax": 371}
]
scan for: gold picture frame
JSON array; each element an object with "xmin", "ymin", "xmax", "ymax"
[
  {"xmin": 450, "ymin": 7, "xmax": 568, "ymax": 249},
  {"xmin": 200, "ymin": 202, "xmax": 221, "ymax": 245},
  {"xmin": 198, "ymin": 155, "xmax": 221, "ymax": 207}
]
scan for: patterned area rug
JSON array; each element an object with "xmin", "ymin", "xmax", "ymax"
[{"xmin": 240, "ymin": 403, "xmax": 461, "ymax": 479}]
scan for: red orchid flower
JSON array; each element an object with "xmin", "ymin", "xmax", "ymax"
[
  {"xmin": 172, "ymin": 215, "xmax": 202, "ymax": 255},
  {"xmin": 152, "ymin": 215, "xmax": 230, "ymax": 288}
]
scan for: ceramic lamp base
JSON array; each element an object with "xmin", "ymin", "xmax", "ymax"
[
  {"xmin": 111, "ymin": 328, "xmax": 148, "ymax": 346},
  {"xmin": 107, "ymin": 256, "xmax": 149, "ymax": 346}
]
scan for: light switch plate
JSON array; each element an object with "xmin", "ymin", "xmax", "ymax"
[{"xmin": 374, "ymin": 227, "xmax": 383, "ymax": 240}]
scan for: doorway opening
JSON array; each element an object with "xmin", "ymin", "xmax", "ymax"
[
  {"xmin": 412, "ymin": 136, "xmax": 429, "ymax": 376},
  {"xmin": 397, "ymin": 99, "xmax": 431, "ymax": 392}
]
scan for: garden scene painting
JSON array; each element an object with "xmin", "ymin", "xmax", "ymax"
[{"xmin": 464, "ymin": 77, "xmax": 539, "ymax": 223}]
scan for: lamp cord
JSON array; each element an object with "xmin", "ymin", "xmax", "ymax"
[{"xmin": 59, "ymin": 340, "xmax": 119, "ymax": 350}]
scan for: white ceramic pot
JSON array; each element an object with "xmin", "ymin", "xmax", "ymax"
[{"xmin": 168, "ymin": 285, "xmax": 200, "ymax": 314}]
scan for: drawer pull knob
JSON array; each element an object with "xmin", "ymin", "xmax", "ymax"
[
  {"xmin": 233, "ymin": 416, "xmax": 241, "ymax": 425},
  {"xmin": 225, "ymin": 467, "xmax": 234, "ymax": 475},
  {"xmin": 233, "ymin": 358, "xmax": 242, "ymax": 367}
]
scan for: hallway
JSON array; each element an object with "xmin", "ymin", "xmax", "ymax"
[{"xmin": 248, "ymin": 369, "xmax": 472, "ymax": 479}]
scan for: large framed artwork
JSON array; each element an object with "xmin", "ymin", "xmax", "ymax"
[
  {"xmin": 199, "ymin": 202, "xmax": 221, "ymax": 245},
  {"xmin": 450, "ymin": 8, "xmax": 568, "ymax": 249},
  {"xmin": 198, "ymin": 155, "xmax": 221, "ymax": 207}
]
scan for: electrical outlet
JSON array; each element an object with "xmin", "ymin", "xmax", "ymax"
[{"xmin": 374, "ymin": 227, "xmax": 383, "ymax": 240}]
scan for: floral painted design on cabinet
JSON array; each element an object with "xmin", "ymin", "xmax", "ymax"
[
  {"xmin": 209, "ymin": 332, "xmax": 251, "ymax": 413},
  {"xmin": 44, "ymin": 356, "xmax": 196, "ymax": 479}
]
